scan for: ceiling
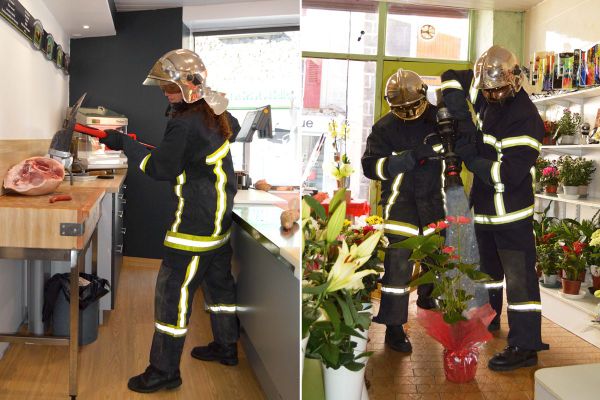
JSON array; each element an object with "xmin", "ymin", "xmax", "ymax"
[{"xmin": 42, "ymin": 0, "xmax": 546, "ymax": 39}]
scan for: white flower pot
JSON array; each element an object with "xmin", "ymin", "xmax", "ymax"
[
  {"xmin": 542, "ymin": 273, "xmax": 558, "ymax": 285},
  {"xmin": 579, "ymin": 185, "xmax": 589, "ymax": 198},
  {"xmin": 558, "ymin": 135, "xmax": 577, "ymax": 145},
  {"xmin": 562, "ymin": 185, "xmax": 580, "ymax": 197},
  {"xmin": 323, "ymin": 364, "xmax": 366, "ymax": 400},
  {"xmin": 302, "ymin": 335, "xmax": 309, "ymax": 374}
]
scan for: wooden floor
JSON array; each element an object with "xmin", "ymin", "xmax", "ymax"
[
  {"xmin": 365, "ymin": 294, "xmax": 600, "ymax": 400},
  {"xmin": 0, "ymin": 257, "xmax": 265, "ymax": 400}
]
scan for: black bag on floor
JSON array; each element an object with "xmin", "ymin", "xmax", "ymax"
[{"xmin": 43, "ymin": 273, "xmax": 110, "ymax": 324}]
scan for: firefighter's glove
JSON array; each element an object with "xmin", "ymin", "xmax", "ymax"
[
  {"xmin": 454, "ymin": 136, "xmax": 478, "ymax": 163},
  {"xmin": 99, "ymin": 129, "xmax": 133, "ymax": 151},
  {"xmin": 413, "ymin": 144, "xmax": 437, "ymax": 162},
  {"xmin": 456, "ymin": 119, "xmax": 477, "ymax": 143}
]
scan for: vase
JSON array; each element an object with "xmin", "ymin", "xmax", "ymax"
[
  {"xmin": 562, "ymin": 185, "xmax": 580, "ymax": 197},
  {"xmin": 578, "ymin": 185, "xmax": 589, "ymax": 198},
  {"xmin": 352, "ymin": 333, "xmax": 370, "ymax": 400},
  {"xmin": 562, "ymin": 278, "xmax": 582, "ymax": 295},
  {"xmin": 322, "ymin": 364, "xmax": 366, "ymax": 400},
  {"xmin": 558, "ymin": 135, "xmax": 577, "ymax": 145},
  {"xmin": 542, "ymin": 273, "xmax": 558, "ymax": 285},
  {"xmin": 544, "ymin": 185, "xmax": 558, "ymax": 195},
  {"xmin": 443, "ymin": 347, "xmax": 479, "ymax": 383}
]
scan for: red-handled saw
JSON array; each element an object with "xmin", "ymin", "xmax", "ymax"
[{"xmin": 74, "ymin": 123, "xmax": 156, "ymax": 149}]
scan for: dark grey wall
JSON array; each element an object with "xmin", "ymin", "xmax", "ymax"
[{"xmin": 70, "ymin": 8, "xmax": 185, "ymax": 259}]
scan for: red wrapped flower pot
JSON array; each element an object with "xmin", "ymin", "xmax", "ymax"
[
  {"xmin": 544, "ymin": 185, "xmax": 557, "ymax": 194},
  {"xmin": 443, "ymin": 347, "xmax": 479, "ymax": 383}
]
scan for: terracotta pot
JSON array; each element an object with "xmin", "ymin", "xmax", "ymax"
[
  {"xmin": 542, "ymin": 136, "xmax": 555, "ymax": 145},
  {"xmin": 562, "ymin": 269, "xmax": 585, "ymax": 282},
  {"xmin": 562, "ymin": 279, "xmax": 582, "ymax": 295},
  {"xmin": 544, "ymin": 185, "xmax": 558, "ymax": 194},
  {"xmin": 593, "ymin": 275, "xmax": 600, "ymax": 290}
]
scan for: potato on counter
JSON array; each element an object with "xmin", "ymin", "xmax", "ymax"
[
  {"xmin": 280, "ymin": 209, "xmax": 300, "ymax": 230},
  {"xmin": 255, "ymin": 179, "xmax": 272, "ymax": 191}
]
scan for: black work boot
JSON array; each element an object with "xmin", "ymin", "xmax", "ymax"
[
  {"xmin": 416, "ymin": 296, "xmax": 437, "ymax": 310},
  {"xmin": 385, "ymin": 325, "xmax": 412, "ymax": 353},
  {"xmin": 191, "ymin": 341, "xmax": 238, "ymax": 366},
  {"xmin": 127, "ymin": 365, "xmax": 182, "ymax": 393},
  {"xmin": 488, "ymin": 346, "xmax": 538, "ymax": 371}
]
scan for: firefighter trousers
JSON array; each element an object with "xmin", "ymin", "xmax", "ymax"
[
  {"xmin": 149, "ymin": 243, "xmax": 239, "ymax": 373},
  {"xmin": 475, "ymin": 224, "xmax": 548, "ymax": 351},
  {"xmin": 374, "ymin": 242, "xmax": 433, "ymax": 326}
]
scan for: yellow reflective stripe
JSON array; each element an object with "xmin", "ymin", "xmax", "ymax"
[
  {"xmin": 491, "ymin": 162, "xmax": 501, "ymax": 184},
  {"xmin": 501, "ymin": 136, "xmax": 542, "ymax": 151},
  {"xmin": 483, "ymin": 281, "xmax": 504, "ymax": 289},
  {"xmin": 177, "ymin": 255, "xmax": 200, "ymax": 328},
  {"xmin": 432, "ymin": 143, "xmax": 444, "ymax": 154},
  {"xmin": 474, "ymin": 205, "xmax": 534, "ymax": 225},
  {"xmin": 384, "ymin": 173, "xmax": 404, "ymax": 220},
  {"xmin": 441, "ymin": 80, "xmax": 463, "ymax": 91},
  {"xmin": 383, "ymin": 221, "xmax": 420, "ymax": 237},
  {"xmin": 422, "ymin": 226, "xmax": 436, "ymax": 236},
  {"xmin": 206, "ymin": 141, "xmax": 230, "ymax": 236},
  {"xmin": 494, "ymin": 193, "xmax": 506, "ymax": 216},
  {"xmin": 380, "ymin": 286, "xmax": 410, "ymax": 295},
  {"xmin": 139, "ymin": 154, "xmax": 151, "ymax": 172},
  {"xmin": 469, "ymin": 77, "xmax": 478, "ymax": 103},
  {"xmin": 164, "ymin": 230, "xmax": 230, "ymax": 252},
  {"xmin": 207, "ymin": 304, "xmax": 237, "ymax": 313},
  {"xmin": 376, "ymin": 157, "xmax": 388, "ymax": 180},
  {"xmin": 155, "ymin": 322, "xmax": 187, "ymax": 337},
  {"xmin": 507, "ymin": 302, "xmax": 542, "ymax": 312},
  {"xmin": 171, "ymin": 171, "xmax": 187, "ymax": 232},
  {"xmin": 530, "ymin": 166, "xmax": 536, "ymax": 191},
  {"xmin": 482, "ymin": 134, "xmax": 501, "ymax": 152}
]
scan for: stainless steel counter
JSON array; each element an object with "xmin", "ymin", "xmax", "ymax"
[{"xmin": 231, "ymin": 203, "xmax": 300, "ymax": 400}]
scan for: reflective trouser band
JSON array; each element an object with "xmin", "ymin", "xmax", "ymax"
[
  {"xmin": 164, "ymin": 230, "xmax": 230, "ymax": 252},
  {"xmin": 380, "ymin": 286, "xmax": 410, "ymax": 295},
  {"xmin": 507, "ymin": 302, "xmax": 542, "ymax": 312},
  {"xmin": 207, "ymin": 304, "xmax": 237, "ymax": 314},
  {"xmin": 384, "ymin": 173, "xmax": 404, "ymax": 220},
  {"xmin": 474, "ymin": 206, "xmax": 534, "ymax": 225},
  {"xmin": 441, "ymin": 79, "xmax": 463, "ymax": 91},
  {"xmin": 155, "ymin": 322, "xmax": 187, "ymax": 337},
  {"xmin": 139, "ymin": 154, "xmax": 151, "ymax": 172},
  {"xmin": 482, "ymin": 280, "xmax": 504, "ymax": 290},
  {"xmin": 384, "ymin": 221, "xmax": 419, "ymax": 237},
  {"xmin": 376, "ymin": 157, "xmax": 388, "ymax": 180},
  {"xmin": 177, "ymin": 255, "xmax": 199, "ymax": 328}
]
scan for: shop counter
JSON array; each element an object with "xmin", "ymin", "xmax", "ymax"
[
  {"xmin": 231, "ymin": 204, "xmax": 300, "ymax": 400},
  {"xmin": 234, "ymin": 188, "xmax": 288, "ymax": 206}
]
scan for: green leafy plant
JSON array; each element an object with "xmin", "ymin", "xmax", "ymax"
[
  {"xmin": 535, "ymin": 157, "xmax": 551, "ymax": 184},
  {"xmin": 392, "ymin": 217, "xmax": 490, "ymax": 324},
  {"xmin": 558, "ymin": 155, "xmax": 595, "ymax": 186},
  {"xmin": 553, "ymin": 109, "xmax": 582, "ymax": 139},
  {"xmin": 302, "ymin": 189, "xmax": 385, "ymax": 370},
  {"xmin": 534, "ymin": 202, "xmax": 560, "ymax": 275}
]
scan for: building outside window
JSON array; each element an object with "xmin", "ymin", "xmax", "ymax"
[{"xmin": 195, "ymin": 29, "xmax": 301, "ymax": 186}]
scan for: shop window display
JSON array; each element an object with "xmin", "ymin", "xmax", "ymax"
[{"xmin": 195, "ymin": 30, "xmax": 301, "ymax": 186}]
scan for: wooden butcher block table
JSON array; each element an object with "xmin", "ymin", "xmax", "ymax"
[{"xmin": 0, "ymin": 186, "xmax": 105, "ymax": 400}]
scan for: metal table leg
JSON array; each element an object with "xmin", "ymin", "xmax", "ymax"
[{"xmin": 69, "ymin": 249, "xmax": 80, "ymax": 399}]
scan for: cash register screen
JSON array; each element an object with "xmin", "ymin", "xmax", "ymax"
[
  {"xmin": 235, "ymin": 105, "xmax": 272, "ymax": 142},
  {"xmin": 236, "ymin": 109, "xmax": 259, "ymax": 143}
]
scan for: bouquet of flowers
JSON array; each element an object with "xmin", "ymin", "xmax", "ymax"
[
  {"xmin": 302, "ymin": 189, "xmax": 385, "ymax": 371},
  {"xmin": 393, "ymin": 216, "xmax": 494, "ymax": 383}
]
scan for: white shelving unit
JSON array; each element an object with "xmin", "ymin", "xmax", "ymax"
[{"xmin": 533, "ymin": 89, "xmax": 600, "ymax": 348}]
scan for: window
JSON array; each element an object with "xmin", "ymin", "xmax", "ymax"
[
  {"xmin": 302, "ymin": 58, "xmax": 376, "ymax": 199},
  {"xmin": 386, "ymin": 5, "xmax": 469, "ymax": 61},
  {"xmin": 195, "ymin": 30, "xmax": 301, "ymax": 186},
  {"xmin": 301, "ymin": 0, "xmax": 379, "ymax": 55}
]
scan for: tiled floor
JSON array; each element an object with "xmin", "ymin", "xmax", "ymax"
[{"xmin": 365, "ymin": 294, "xmax": 600, "ymax": 400}]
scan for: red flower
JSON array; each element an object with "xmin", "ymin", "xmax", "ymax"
[
  {"xmin": 451, "ymin": 255, "xmax": 460, "ymax": 260},
  {"xmin": 541, "ymin": 233, "xmax": 556, "ymax": 243},
  {"xmin": 362, "ymin": 225, "xmax": 375, "ymax": 234},
  {"xmin": 442, "ymin": 246, "xmax": 455, "ymax": 254},
  {"xmin": 428, "ymin": 221, "xmax": 449, "ymax": 230},
  {"xmin": 456, "ymin": 216, "xmax": 471, "ymax": 225},
  {"xmin": 561, "ymin": 245, "xmax": 571, "ymax": 254},
  {"xmin": 446, "ymin": 216, "xmax": 457, "ymax": 223},
  {"xmin": 305, "ymin": 260, "xmax": 320, "ymax": 271},
  {"xmin": 573, "ymin": 241, "xmax": 587, "ymax": 254}
]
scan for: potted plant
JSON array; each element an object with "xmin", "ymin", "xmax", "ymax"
[
  {"xmin": 542, "ymin": 120, "xmax": 557, "ymax": 145},
  {"xmin": 588, "ymin": 229, "xmax": 600, "ymax": 290},
  {"xmin": 557, "ymin": 156, "xmax": 595, "ymax": 198},
  {"xmin": 302, "ymin": 189, "xmax": 384, "ymax": 400},
  {"xmin": 540, "ymin": 163, "xmax": 559, "ymax": 195},
  {"xmin": 329, "ymin": 120, "xmax": 354, "ymax": 201},
  {"xmin": 537, "ymin": 242, "xmax": 560, "ymax": 285},
  {"xmin": 535, "ymin": 157, "xmax": 551, "ymax": 193},
  {"xmin": 553, "ymin": 109, "xmax": 582, "ymax": 145},
  {"xmin": 394, "ymin": 217, "xmax": 494, "ymax": 383},
  {"xmin": 559, "ymin": 240, "xmax": 587, "ymax": 294}
]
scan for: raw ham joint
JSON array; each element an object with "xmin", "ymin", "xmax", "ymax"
[{"xmin": 3, "ymin": 157, "xmax": 65, "ymax": 196}]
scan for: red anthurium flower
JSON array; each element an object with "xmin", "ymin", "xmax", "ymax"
[
  {"xmin": 457, "ymin": 216, "xmax": 471, "ymax": 225},
  {"xmin": 561, "ymin": 245, "xmax": 571, "ymax": 253},
  {"xmin": 573, "ymin": 241, "xmax": 587, "ymax": 254},
  {"xmin": 446, "ymin": 216, "xmax": 457, "ymax": 223},
  {"xmin": 451, "ymin": 255, "xmax": 460, "ymax": 260},
  {"xmin": 428, "ymin": 221, "xmax": 449, "ymax": 230},
  {"xmin": 541, "ymin": 233, "xmax": 556, "ymax": 243},
  {"xmin": 442, "ymin": 246, "xmax": 455, "ymax": 254}
]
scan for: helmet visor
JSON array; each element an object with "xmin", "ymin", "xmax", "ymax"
[
  {"xmin": 391, "ymin": 98, "xmax": 428, "ymax": 120},
  {"xmin": 482, "ymin": 85, "xmax": 514, "ymax": 103}
]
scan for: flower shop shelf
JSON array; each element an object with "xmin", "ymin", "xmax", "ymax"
[
  {"xmin": 539, "ymin": 285, "xmax": 600, "ymax": 348},
  {"xmin": 531, "ymin": 86, "xmax": 600, "ymax": 108},
  {"xmin": 541, "ymin": 144, "xmax": 600, "ymax": 154},
  {"xmin": 535, "ymin": 194, "xmax": 600, "ymax": 208}
]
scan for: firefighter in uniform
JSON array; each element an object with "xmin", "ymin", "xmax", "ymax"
[
  {"xmin": 99, "ymin": 49, "xmax": 241, "ymax": 393},
  {"xmin": 441, "ymin": 45, "xmax": 549, "ymax": 371},
  {"xmin": 362, "ymin": 69, "xmax": 445, "ymax": 352}
]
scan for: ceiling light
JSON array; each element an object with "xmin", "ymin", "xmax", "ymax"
[
  {"xmin": 83, "ymin": 25, "xmax": 90, "ymax": 29},
  {"xmin": 73, "ymin": 33, "xmax": 82, "ymax": 37}
]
